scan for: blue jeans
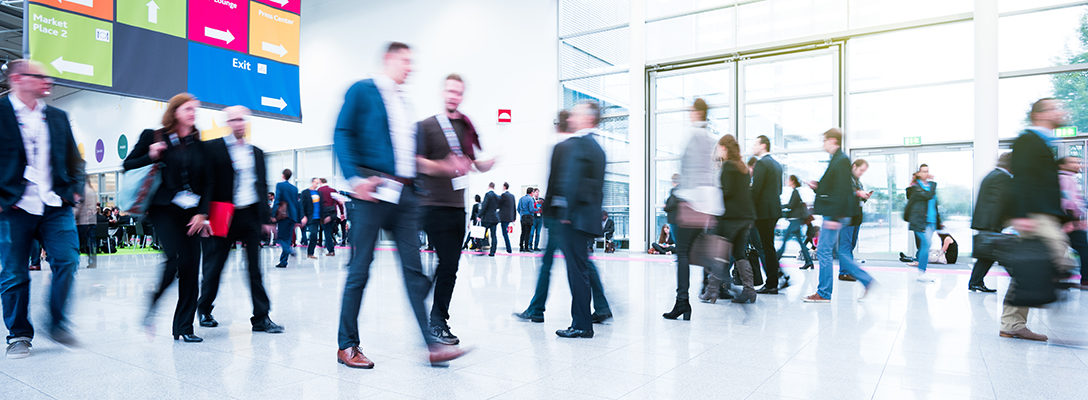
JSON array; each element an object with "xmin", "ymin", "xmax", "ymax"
[
  {"xmin": 914, "ymin": 224, "xmax": 935, "ymax": 273},
  {"xmin": 776, "ymin": 219, "xmax": 812, "ymax": 265},
  {"xmin": 816, "ymin": 218, "xmax": 873, "ymax": 300},
  {"xmin": 531, "ymin": 215, "xmax": 543, "ymax": 249},
  {"xmin": 338, "ymin": 191, "xmax": 433, "ymax": 349},
  {"xmin": 276, "ymin": 219, "xmax": 296, "ymax": 266},
  {"xmin": 0, "ymin": 206, "xmax": 79, "ymax": 341},
  {"xmin": 524, "ymin": 218, "xmax": 610, "ymax": 317}
]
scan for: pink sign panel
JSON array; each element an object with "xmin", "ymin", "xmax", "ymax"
[
  {"xmin": 253, "ymin": 0, "xmax": 301, "ymax": 14},
  {"xmin": 188, "ymin": 0, "xmax": 249, "ymax": 53}
]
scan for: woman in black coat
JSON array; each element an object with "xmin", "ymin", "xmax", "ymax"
[
  {"xmin": 700, "ymin": 134, "xmax": 757, "ymax": 304},
  {"xmin": 124, "ymin": 93, "xmax": 211, "ymax": 343},
  {"xmin": 904, "ymin": 165, "xmax": 941, "ymax": 281},
  {"xmin": 777, "ymin": 175, "xmax": 813, "ymax": 268}
]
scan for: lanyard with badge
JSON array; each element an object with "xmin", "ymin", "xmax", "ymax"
[
  {"xmin": 168, "ymin": 133, "xmax": 201, "ymax": 210},
  {"xmin": 15, "ymin": 107, "xmax": 47, "ymax": 184},
  {"xmin": 436, "ymin": 114, "xmax": 470, "ymax": 191}
]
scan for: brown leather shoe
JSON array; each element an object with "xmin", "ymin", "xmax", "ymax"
[
  {"xmin": 428, "ymin": 344, "xmax": 469, "ymax": 366},
  {"xmin": 1000, "ymin": 328, "xmax": 1048, "ymax": 342},
  {"xmin": 337, "ymin": 346, "xmax": 375, "ymax": 369}
]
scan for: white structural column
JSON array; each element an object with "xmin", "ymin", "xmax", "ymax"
[
  {"xmin": 973, "ymin": 0, "xmax": 999, "ymax": 189},
  {"xmin": 628, "ymin": 0, "xmax": 647, "ymax": 251}
]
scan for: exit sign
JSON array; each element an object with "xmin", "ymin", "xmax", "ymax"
[
  {"xmin": 1056, "ymin": 127, "xmax": 1078, "ymax": 138},
  {"xmin": 903, "ymin": 136, "xmax": 922, "ymax": 146}
]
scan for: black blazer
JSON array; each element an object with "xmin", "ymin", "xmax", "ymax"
[
  {"xmin": 479, "ymin": 190, "xmax": 500, "ymax": 225},
  {"xmin": 972, "ymin": 168, "xmax": 1012, "ymax": 232},
  {"xmin": 1011, "ymin": 131, "xmax": 1063, "ymax": 219},
  {"xmin": 785, "ymin": 188, "xmax": 807, "ymax": 219},
  {"xmin": 0, "ymin": 96, "xmax": 85, "ymax": 210},
  {"xmin": 905, "ymin": 181, "xmax": 941, "ymax": 232},
  {"xmin": 499, "ymin": 191, "xmax": 517, "ymax": 223},
  {"xmin": 204, "ymin": 137, "xmax": 270, "ymax": 224},
  {"xmin": 751, "ymin": 155, "xmax": 783, "ymax": 220},
  {"xmin": 124, "ymin": 128, "xmax": 211, "ymax": 215},
  {"xmin": 602, "ymin": 218, "xmax": 615, "ymax": 240},
  {"xmin": 299, "ymin": 188, "xmax": 319, "ymax": 224},
  {"xmin": 814, "ymin": 150, "xmax": 852, "ymax": 220},
  {"xmin": 720, "ymin": 164, "xmax": 755, "ymax": 221},
  {"xmin": 546, "ymin": 134, "xmax": 606, "ymax": 236}
]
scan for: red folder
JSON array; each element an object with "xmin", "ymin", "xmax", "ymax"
[{"xmin": 208, "ymin": 201, "xmax": 235, "ymax": 238}]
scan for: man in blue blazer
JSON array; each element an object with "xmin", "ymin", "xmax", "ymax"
[
  {"xmin": 333, "ymin": 42, "xmax": 467, "ymax": 369},
  {"xmin": 0, "ymin": 60, "xmax": 86, "ymax": 358},
  {"xmin": 273, "ymin": 169, "xmax": 302, "ymax": 268}
]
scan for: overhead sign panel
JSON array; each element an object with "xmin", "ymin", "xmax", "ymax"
[{"xmin": 24, "ymin": 0, "xmax": 303, "ymax": 121}]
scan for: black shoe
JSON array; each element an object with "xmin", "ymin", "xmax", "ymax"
[
  {"xmin": 662, "ymin": 299, "xmax": 692, "ymax": 320},
  {"xmin": 800, "ymin": 264, "xmax": 814, "ymax": 270},
  {"xmin": 968, "ymin": 284, "xmax": 997, "ymax": 293},
  {"xmin": 591, "ymin": 313, "xmax": 612, "ymax": 324},
  {"xmin": 899, "ymin": 252, "xmax": 914, "ymax": 263},
  {"xmin": 756, "ymin": 286, "xmax": 779, "ymax": 295},
  {"xmin": 778, "ymin": 275, "xmax": 791, "ymax": 290},
  {"xmin": 48, "ymin": 326, "xmax": 79, "ymax": 347},
  {"xmin": 488, "ymin": 253, "xmax": 496, "ymax": 257},
  {"xmin": 252, "ymin": 319, "xmax": 285, "ymax": 334},
  {"xmin": 555, "ymin": 327, "xmax": 594, "ymax": 338},
  {"xmin": 174, "ymin": 334, "xmax": 203, "ymax": 343},
  {"xmin": 838, "ymin": 274, "xmax": 857, "ymax": 282},
  {"xmin": 732, "ymin": 289, "xmax": 757, "ymax": 304},
  {"xmin": 513, "ymin": 311, "xmax": 544, "ymax": 323},
  {"xmin": 275, "ymin": 263, "xmax": 287, "ymax": 268},
  {"xmin": 199, "ymin": 313, "xmax": 218, "ymax": 327},
  {"xmin": 430, "ymin": 325, "xmax": 460, "ymax": 345}
]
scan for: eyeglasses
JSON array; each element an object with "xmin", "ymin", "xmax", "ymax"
[
  {"xmin": 227, "ymin": 118, "xmax": 246, "ymax": 123},
  {"xmin": 18, "ymin": 73, "xmax": 52, "ymax": 81}
]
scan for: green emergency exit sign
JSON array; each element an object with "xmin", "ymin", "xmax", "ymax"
[
  {"xmin": 1056, "ymin": 127, "xmax": 1078, "ymax": 138},
  {"xmin": 903, "ymin": 136, "xmax": 922, "ymax": 146}
]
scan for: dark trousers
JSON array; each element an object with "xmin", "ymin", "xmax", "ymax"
[
  {"xmin": 0, "ymin": 206, "xmax": 79, "ymax": 341},
  {"xmin": 423, "ymin": 207, "xmax": 466, "ymax": 328},
  {"xmin": 276, "ymin": 219, "xmax": 295, "ymax": 266},
  {"xmin": 323, "ymin": 217, "xmax": 338, "ymax": 253},
  {"xmin": 520, "ymin": 215, "xmax": 534, "ymax": 250},
  {"xmin": 198, "ymin": 206, "xmax": 272, "ymax": 324},
  {"xmin": 1070, "ymin": 230, "xmax": 1088, "ymax": 285},
  {"xmin": 673, "ymin": 227, "xmax": 699, "ymax": 301},
  {"xmin": 754, "ymin": 219, "xmax": 779, "ymax": 289},
  {"xmin": 338, "ymin": 191, "xmax": 434, "ymax": 350},
  {"xmin": 306, "ymin": 222, "xmax": 322, "ymax": 256},
  {"xmin": 29, "ymin": 239, "xmax": 41, "ymax": 266},
  {"xmin": 147, "ymin": 205, "xmax": 200, "ymax": 336},
  {"xmin": 524, "ymin": 218, "xmax": 611, "ymax": 317},
  {"xmin": 500, "ymin": 221, "xmax": 513, "ymax": 253},
  {"xmin": 559, "ymin": 224, "xmax": 595, "ymax": 330},
  {"xmin": 531, "ymin": 215, "xmax": 543, "ymax": 250},
  {"xmin": 78, "ymin": 224, "xmax": 97, "ymax": 266},
  {"xmin": 486, "ymin": 222, "xmax": 499, "ymax": 255}
]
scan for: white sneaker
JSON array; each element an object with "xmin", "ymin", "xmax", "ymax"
[{"xmin": 916, "ymin": 272, "xmax": 934, "ymax": 282}]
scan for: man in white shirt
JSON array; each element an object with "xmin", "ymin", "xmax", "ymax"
[
  {"xmin": 0, "ymin": 59, "xmax": 86, "ymax": 358},
  {"xmin": 196, "ymin": 106, "xmax": 283, "ymax": 335}
]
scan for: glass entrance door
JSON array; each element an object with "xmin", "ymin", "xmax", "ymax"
[{"xmin": 851, "ymin": 146, "xmax": 974, "ymax": 259}]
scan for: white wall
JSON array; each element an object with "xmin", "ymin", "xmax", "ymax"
[{"xmin": 55, "ymin": 0, "xmax": 560, "ymax": 200}]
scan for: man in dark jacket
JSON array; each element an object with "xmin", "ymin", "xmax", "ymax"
[
  {"xmin": 803, "ymin": 129, "xmax": 874, "ymax": 303},
  {"xmin": 273, "ymin": 169, "xmax": 301, "ymax": 268},
  {"xmin": 1001, "ymin": 98, "xmax": 1072, "ymax": 342},
  {"xmin": 750, "ymin": 135, "xmax": 783, "ymax": 294},
  {"xmin": 499, "ymin": 182, "xmax": 516, "ymax": 254},
  {"xmin": 0, "ymin": 60, "xmax": 86, "ymax": 358},
  {"xmin": 479, "ymin": 182, "xmax": 501, "ymax": 256},
  {"xmin": 968, "ymin": 153, "xmax": 1012, "ymax": 293},
  {"xmin": 196, "ymin": 106, "xmax": 283, "ymax": 334}
]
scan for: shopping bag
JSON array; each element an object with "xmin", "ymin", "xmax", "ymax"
[
  {"xmin": 118, "ymin": 163, "xmax": 162, "ymax": 217},
  {"xmin": 470, "ymin": 226, "xmax": 487, "ymax": 239},
  {"xmin": 996, "ymin": 238, "xmax": 1058, "ymax": 307}
]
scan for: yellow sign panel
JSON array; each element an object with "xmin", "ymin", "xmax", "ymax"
[{"xmin": 249, "ymin": 2, "xmax": 300, "ymax": 65}]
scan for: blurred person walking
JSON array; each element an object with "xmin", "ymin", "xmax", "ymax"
[
  {"xmin": 840, "ymin": 159, "xmax": 872, "ymax": 281},
  {"xmin": 1058, "ymin": 157, "xmax": 1088, "ymax": 291},
  {"xmin": 968, "ymin": 153, "xmax": 1012, "ymax": 292},
  {"xmin": 519, "ymin": 187, "xmax": 536, "ymax": 252},
  {"xmin": 701, "ymin": 135, "xmax": 758, "ymax": 304},
  {"xmin": 776, "ymin": 175, "xmax": 813, "ymax": 269},
  {"xmin": 273, "ymin": 169, "xmax": 302, "ymax": 268},
  {"xmin": 750, "ymin": 135, "xmax": 783, "ymax": 295},
  {"xmin": 905, "ymin": 164, "xmax": 941, "ymax": 282}
]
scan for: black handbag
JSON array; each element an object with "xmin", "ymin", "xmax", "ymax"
[
  {"xmin": 972, "ymin": 232, "xmax": 1012, "ymax": 261},
  {"xmin": 996, "ymin": 238, "xmax": 1058, "ymax": 307}
]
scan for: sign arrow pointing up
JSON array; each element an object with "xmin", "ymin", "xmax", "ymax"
[
  {"xmin": 204, "ymin": 27, "xmax": 235, "ymax": 44},
  {"xmin": 261, "ymin": 42, "xmax": 288, "ymax": 57},
  {"xmin": 60, "ymin": 0, "xmax": 95, "ymax": 7},
  {"xmin": 261, "ymin": 96, "xmax": 287, "ymax": 111},
  {"xmin": 146, "ymin": 0, "xmax": 160, "ymax": 24},
  {"xmin": 51, "ymin": 57, "xmax": 94, "ymax": 77}
]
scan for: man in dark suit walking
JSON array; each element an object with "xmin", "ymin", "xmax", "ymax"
[
  {"xmin": 969, "ymin": 153, "xmax": 1012, "ymax": 293},
  {"xmin": 1002, "ymin": 98, "xmax": 1073, "ymax": 342},
  {"xmin": 750, "ymin": 135, "xmax": 784, "ymax": 294},
  {"xmin": 333, "ymin": 42, "xmax": 466, "ymax": 369},
  {"xmin": 195, "ymin": 106, "xmax": 283, "ymax": 334},
  {"xmin": 479, "ymin": 182, "xmax": 501, "ymax": 256},
  {"xmin": 0, "ymin": 60, "xmax": 85, "ymax": 358},
  {"xmin": 273, "ymin": 169, "xmax": 302, "ymax": 268},
  {"xmin": 553, "ymin": 101, "xmax": 608, "ymax": 339},
  {"xmin": 499, "ymin": 182, "xmax": 516, "ymax": 254}
]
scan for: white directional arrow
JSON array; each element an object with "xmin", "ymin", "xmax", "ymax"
[
  {"xmin": 51, "ymin": 57, "xmax": 94, "ymax": 77},
  {"xmin": 61, "ymin": 0, "xmax": 95, "ymax": 7},
  {"xmin": 270, "ymin": 0, "xmax": 289, "ymax": 7},
  {"xmin": 261, "ymin": 96, "xmax": 287, "ymax": 111},
  {"xmin": 261, "ymin": 41, "xmax": 288, "ymax": 57},
  {"xmin": 204, "ymin": 27, "xmax": 235, "ymax": 44},
  {"xmin": 146, "ymin": 0, "xmax": 159, "ymax": 24}
]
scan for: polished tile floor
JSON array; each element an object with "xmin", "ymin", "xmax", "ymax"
[{"xmin": 2, "ymin": 246, "xmax": 1087, "ymax": 400}]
